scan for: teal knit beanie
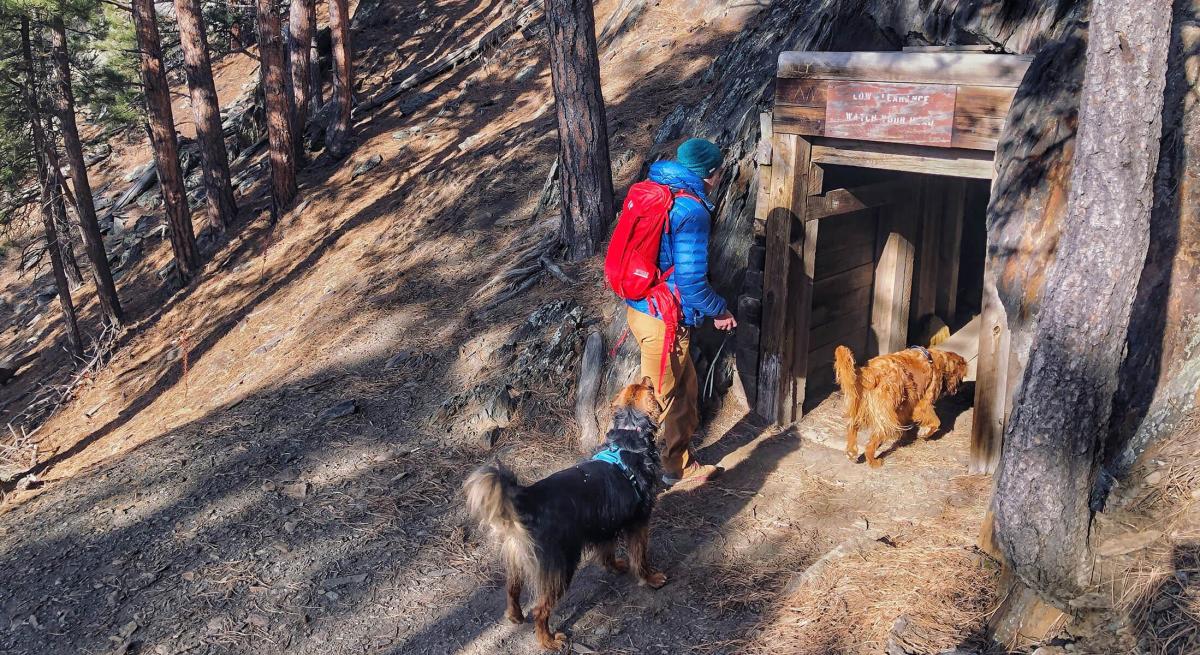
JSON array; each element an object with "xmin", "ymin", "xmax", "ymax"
[{"xmin": 676, "ymin": 138, "xmax": 723, "ymax": 178}]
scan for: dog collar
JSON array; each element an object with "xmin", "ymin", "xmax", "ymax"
[
  {"xmin": 909, "ymin": 345, "xmax": 933, "ymax": 363},
  {"xmin": 592, "ymin": 445, "xmax": 643, "ymax": 498}
]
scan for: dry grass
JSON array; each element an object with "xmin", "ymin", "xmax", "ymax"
[
  {"xmin": 744, "ymin": 477, "xmax": 1001, "ymax": 655},
  {"xmin": 1105, "ymin": 414, "xmax": 1200, "ymax": 655}
]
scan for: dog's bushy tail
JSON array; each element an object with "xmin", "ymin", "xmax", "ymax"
[
  {"xmin": 835, "ymin": 346, "xmax": 902, "ymax": 437},
  {"xmin": 464, "ymin": 466, "xmax": 536, "ymax": 577},
  {"xmin": 834, "ymin": 346, "xmax": 862, "ymax": 423}
]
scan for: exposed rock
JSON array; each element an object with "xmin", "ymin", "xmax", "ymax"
[
  {"xmin": 351, "ymin": 155, "xmax": 383, "ymax": 180},
  {"xmin": 318, "ymin": 399, "xmax": 359, "ymax": 422}
]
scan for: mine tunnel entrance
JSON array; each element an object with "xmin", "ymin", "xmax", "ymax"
[{"xmin": 746, "ymin": 49, "xmax": 1032, "ymax": 473}]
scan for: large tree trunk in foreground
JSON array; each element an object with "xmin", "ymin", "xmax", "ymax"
[
  {"xmin": 288, "ymin": 0, "xmax": 315, "ymax": 152},
  {"xmin": 326, "ymin": 0, "xmax": 353, "ymax": 157},
  {"xmin": 21, "ymin": 18, "xmax": 83, "ymax": 358},
  {"xmin": 256, "ymin": 0, "xmax": 298, "ymax": 219},
  {"xmin": 131, "ymin": 0, "xmax": 200, "ymax": 282},
  {"xmin": 544, "ymin": 0, "xmax": 614, "ymax": 262},
  {"xmin": 993, "ymin": 0, "xmax": 1173, "ymax": 608},
  {"xmin": 49, "ymin": 16, "xmax": 124, "ymax": 325},
  {"xmin": 174, "ymin": 0, "xmax": 238, "ymax": 230}
]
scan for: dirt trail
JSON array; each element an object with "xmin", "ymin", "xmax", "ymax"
[{"xmin": 0, "ymin": 1, "xmax": 995, "ymax": 653}]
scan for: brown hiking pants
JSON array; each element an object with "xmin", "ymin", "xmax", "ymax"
[{"xmin": 626, "ymin": 307, "xmax": 699, "ymax": 478}]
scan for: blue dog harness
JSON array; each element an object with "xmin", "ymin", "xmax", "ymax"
[
  {"xmin": 909, "ymin": 345, "xmax": 933, "ymax": 363},
  {"xmin": 592, "ymin": 445, "xmax": 644, "ymax": 500}
]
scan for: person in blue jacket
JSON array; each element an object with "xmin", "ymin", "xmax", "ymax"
[{"xmin": 626, "ymin": 137, "xmax": 737, "ymax": 485}]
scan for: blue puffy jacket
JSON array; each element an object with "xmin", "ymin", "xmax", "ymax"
[{"xmin": 626, "ymin": 160, "xmax": 727, "ymax": 327}]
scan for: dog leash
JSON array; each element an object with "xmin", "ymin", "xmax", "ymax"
[{"xmin": 702, "ymin": 330, "xmax": 734, "ymax": 401}]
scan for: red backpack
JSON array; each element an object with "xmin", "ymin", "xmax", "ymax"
[{"xmin": 604, "ymin": 180, "xmax": 697, "ymax": 391}]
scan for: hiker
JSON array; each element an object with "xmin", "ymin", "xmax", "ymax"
[{"xmin": 614, "ymin": 137, "xmax": 736, "ymax": 485}]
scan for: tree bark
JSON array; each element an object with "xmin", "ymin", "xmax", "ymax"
[
  {"xmin": 288, "ymin": 0, "xmax": 315, "ymax": 151},
  {"xmin": 131, "ymin": 0, "xmax": 201, "ymax": 282},
  {"xmin": 256, "ymin": 0, "xmax": 298, "ymax": 219},
  {"xmin": 326, "ymin": 0, "xmax": 353, "ymax": 157},
  {"xmin": 21, "ymin": 18, "xmax": 84, "ymax": 358},
  {"xmin": 174, "ymin": 0, "xmax": 239, "ymax": 230},
  {"xmin": 51, "ymin": 176, "xmax": 84, "ymax": 290},
  {"xmin": 308, "ymin": 13, "xmax": 323, "ymax": 117},
  {"xmin": 993, "ymin": 1, "xmax": 1174, "ymax": 608},
  {"xmin": 544, "ymin": 0, "xmax": 614, "ymax": 262},
  {"xmin": 49, "ymin": 16, "xmax": 124, "ymax": 326}
]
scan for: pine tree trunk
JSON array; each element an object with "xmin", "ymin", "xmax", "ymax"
[
  {"xmin": 993, "ymin": 0, "xmax": 1174, "ymax": 608},
  {"xmin": 51, "ymin": 177, "xmax": 84, "ymax": 290},
  {"xmin": 131, "ymin": 0, "xmax": 200, "ymax": 283},
  {"xmin": 544, "ymin": 0, "xmax": 614, "ymax": 262},
  {"xmin": 173, "ymin": 0, "xmax": 238, "ymax": 230},
  {"xmin": 288, "ymin": 0, "xmax": 314, "ymax": 150},
  {"xmin": 308, "ymin": 8, "xmax": 323, "ymax": 117},
  {"xmin": 326, "ymin": 0, "xmax": 353, "ymax": 157},
  {"xmin": 21, "ymin": 18, "xmax": 83, "ymax": 358},
  {"xmin": 49, "ymin": 16, "xmax": 124, "ymax": 325},
  {"xmin": 256, "ymin": 0, "xmax": 298, "ymax": 219}
]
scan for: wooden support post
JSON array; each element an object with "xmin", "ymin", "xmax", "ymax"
[
  {"xmin": 869, "ymin": 194, "xmax": 917, "ymax": 356},
  {"xmin": 935, "ymin": 179, "xmax": 966, "ymax": 322},
  {"xmin": 788, "ymin": 206, "xmax": 820, "ymax": 421},
  {"xmin": 912, "ymin": 177, "xmax": 944, "ymax": 336},
  {"xmin": 970, "ymin": 256, "xmax": 1011, "ymax": 474},
  {"xmin": 757, "ymin": 133, "xmax": 813, "ymax": 424}
]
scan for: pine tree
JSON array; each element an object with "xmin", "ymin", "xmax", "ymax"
[
  {"xmin": 49, "ymin": 14, "xmax": 124, "ymax": 325},
  {"xmin": 131, "ymin": 0, "xmax": 200, "ymax": 282}
]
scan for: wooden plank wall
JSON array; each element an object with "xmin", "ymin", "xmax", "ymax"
[{"xmin": 804, "ymin": 210, "xmax": 878, "ymax": 393}]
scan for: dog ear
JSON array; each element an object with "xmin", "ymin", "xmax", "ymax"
[{"xmin": 640, "ymin": 376, "xmax": 654, "ymax": 389}]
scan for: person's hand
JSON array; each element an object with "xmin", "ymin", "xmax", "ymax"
[{"xmin": 713, "ymin": 311, "xmax": 737, "ymax": 331}]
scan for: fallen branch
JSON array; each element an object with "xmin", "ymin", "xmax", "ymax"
[{"xmin": 575, "ymin": 330, "xmax": 603, "ymax": 453}]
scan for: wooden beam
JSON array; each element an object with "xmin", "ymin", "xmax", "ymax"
[
  {"xmin": 870, "ymin": 198, "xmax": 917, "ymax": 356},
  {"xmin": 757, "ymin": 133, "xmax": 812, "ymax": 423},
  {"xmin": 810, "ymin": 139, "xmax": 996, "ymax": 179},
  {"xmin": 807, "ymin": 179, "xmax": 908, "ymax": 220},
  {"xmin": 788, "ymin": 216, "xmax": 819, "ymax": 421},
  {"xmin": 912, "ymin": 177, "xmax": 944, "ymax": 333},
  {"xmin": 753, "ymin": 112, "xmax": 774, "ymax": 237},
  {"xmin": 970, "ymin": 257, "xmax": 1011, "ymax": 474},
  {"xmin": 777, "ymin": 51, "xmax": 1032, "ymax": 87},
  {"xmin": 935, "ymin": 179, "xmax": 966, "ymax": 321}
]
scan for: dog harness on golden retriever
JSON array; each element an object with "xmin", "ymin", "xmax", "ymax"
[
  {"xmin": 909, "ymin": 345, "xmax": 933, "ymax": 363},
  {"xmin": 592, "ymin": 443, "xmax": 644, "ymax": 500}
]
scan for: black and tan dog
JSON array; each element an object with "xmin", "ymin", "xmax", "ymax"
[{"xmin": 464, "ymin": 377, "xmax": 667, "ymax": 651}]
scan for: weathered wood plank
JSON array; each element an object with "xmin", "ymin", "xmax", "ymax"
[
  {"xmin": 810, "ymin": 140, "xmax": 996, "ymax": 179},
  {"xmin": 812, "ymin": 284, "xmax": 873, "ymax": 334},
  {"xmin": 773, "ymin": 103, "xmax": 825, "ymax": 136},
  {"xmin": 753, "ymin": 112, "xmax": 774, "ymax": 237},
  {"xmin": 810, "ymin": 304, "xmax": 871, "ymax": 351},
  {"xmin": 952, "ymin": 113, "xmax": 1006, "ymax": 150},
  {"xmin": 778, "ymin": 51, "xmax": 1032, "ymax": 87},
  {"xmin": 935, "ymin": 179, "xmax": 966, "ymax": 321},
  {"xmin": 912, "ymin": 177, "xmax": 944, "ymax": 331},
  {"xmin": 870, "ymin": 197, "xmax": 917, "ymax": 356},
  {"xmin": 814, "ymin": 234, "xmax": 875, "ymax": 279},
  {"xmin": 788, "ymin": 216, "xmax": 820, "ymax": 422},
  {"xmin": 757, "ymin": 133, "xmax": 811, "ymax": 423},
  {"xmin": 807, "ymin": 179, "xmax": 908, "ymax": 220},
  {"xmin": 775, "ymin": 77, "xmax": 827, "ymax": 107},
  {"xmin": 813, "ymin": 261, "xmax": 874, "ymax": 299},
  {"xmin": 956, "ymin": 85, "xmax": 1018, "ymax": 117},
  {"xmin": 970, "ymin": 257, "xmax": 1010, "ymax": 474}
]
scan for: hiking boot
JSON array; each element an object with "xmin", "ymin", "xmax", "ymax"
[{"xmin": 662, "ymin": 462, "xmax": 722, "ymax": 486}]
